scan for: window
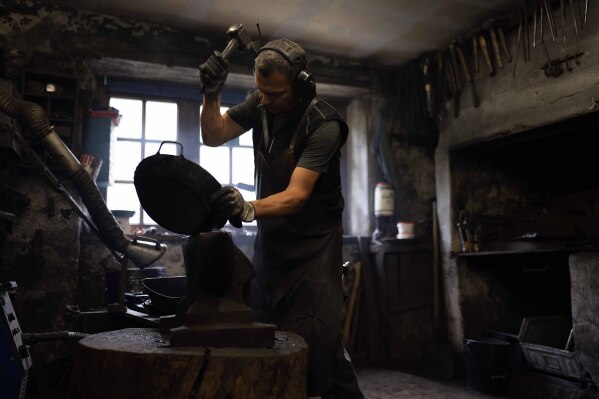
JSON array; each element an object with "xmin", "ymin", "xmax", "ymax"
[
  {"xmin": 106, "ymin": 97, "xmax": 178, "ymax": 225},
  {"xmin": 199, "ymin": 106, "xmax": 256, "ymax": 204}
]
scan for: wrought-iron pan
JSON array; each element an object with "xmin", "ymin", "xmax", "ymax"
[{"xmin": 134, "ymin": 141, "xmax": 222, "ymax": 234}]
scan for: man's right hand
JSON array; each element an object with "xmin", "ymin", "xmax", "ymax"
[
  {"xmin": 209, "ymin": 186, "xmax": 255, "ymax": 228},
  {"xmin": 199, "ymin": 51, "xmax": 229, "ymax": 94}
]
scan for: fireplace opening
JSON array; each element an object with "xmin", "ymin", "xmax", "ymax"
[
  {"xmin": 448, "ymin": 112, "xmax": 599, "ymax": 346},
  {"xmin": 451, "ymin": 111, "xmax": 599, "ymax": 253}
]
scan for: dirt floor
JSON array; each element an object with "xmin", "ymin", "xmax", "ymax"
[{"xmin": 355, "ymin": 367, "xmax": 504, "ymax": 399}]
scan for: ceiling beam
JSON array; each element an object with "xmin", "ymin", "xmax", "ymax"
[{"xmin": 89, "ymin": 57, "xmax": 373, "ymax": 99}]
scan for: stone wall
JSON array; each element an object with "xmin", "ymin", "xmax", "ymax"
[
  {"xmin": 570, "ymin": 252, "xmax": 599, "ymax": 387},
  {"xmin": 0, "ymin": 174, "xmax": 80, "ymax": 363}
]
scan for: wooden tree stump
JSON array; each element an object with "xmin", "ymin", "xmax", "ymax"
[{"xmin": 68, "ymin": 328, "xmax": 308, "ymax": 399}]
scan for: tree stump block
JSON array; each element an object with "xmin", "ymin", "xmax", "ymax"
[{"xmin": 68, "ymin": 328, "xmax": 308, "ymax": 399}]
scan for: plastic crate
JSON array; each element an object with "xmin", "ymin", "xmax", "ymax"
[{"xmin": 518, "ymin": 315, "xmax": 581, "ymax": 379}]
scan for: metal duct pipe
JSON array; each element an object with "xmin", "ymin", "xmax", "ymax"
[{"xmin": 0, "ymin": 89, "xmax": 165, "ymax": 268}]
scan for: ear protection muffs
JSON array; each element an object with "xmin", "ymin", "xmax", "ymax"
[{"xmin": 256, "ymin": 41, "xmax": 316, "ymax": 99}]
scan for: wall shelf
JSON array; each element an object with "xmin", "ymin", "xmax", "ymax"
[
  {"xmin": 21, "ymin": 69, "xmax": 80, "ymax": 159},
  {"xmin": 454, "ymin": 240, "xmax": 599, "ymax": 257}
]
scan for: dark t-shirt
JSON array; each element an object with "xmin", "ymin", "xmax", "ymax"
[{"xmin": 226, "ymin": 91, "xmax": 342, "ymax": 173}]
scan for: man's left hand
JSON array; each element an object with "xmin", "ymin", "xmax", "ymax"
[
  {"xmin": 198, "ymin": 51, "xmax": 229, "ymax": 94},
  {"xmin": 209, "ymin": 186, "xmax": 255, "ymax": 228}
]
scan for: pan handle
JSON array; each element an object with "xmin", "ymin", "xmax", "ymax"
[{"xmin": 157, "ymin": 141, "xmax": 184, "ymax": 156}]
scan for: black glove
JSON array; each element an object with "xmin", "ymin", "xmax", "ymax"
[
  {"xmin": 209, "ymin": 186, "xmax": 255, "ymax": 228},
  {"xmin": 198, "ymin": 51, "xmax": 229, "ymax": 94}
]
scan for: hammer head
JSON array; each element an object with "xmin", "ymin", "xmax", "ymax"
[{"xmin": 226, "ymin": 24, "xmax": 254, "ymax": 53}]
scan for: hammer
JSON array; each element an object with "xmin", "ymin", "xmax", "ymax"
[{"xmin": 219, "ymin": 24, "xmax": 258, "ymax": 61}]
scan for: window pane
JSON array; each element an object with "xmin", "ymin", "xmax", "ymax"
[
  {"xmin": 107, "ymin": 182, "xmax": 141, "ymax": 224},
  {"xmin": 200, "ymin": 146, "xmax": 230, "ymax": 184},
  {"xmin": 239, "ymin": 129, "xmax": 253, "ymax": 146},
  {"xmin": 113, "ymin": 141, "xmax": 141, "ymax": 181},
  {"xmin": 145, "ymin": 101, "xmax": 177, "ymax": 141},
  {"xmin": 232, "ymin": 147, "xmax": 254, "ymax": 188},
  {"xmin": 110, "ymin": 98, "xmax": 142, "ymax": 139},
  {"xmin": 145, "ymin": 141, "xmax": 179, "ymax": 158}
]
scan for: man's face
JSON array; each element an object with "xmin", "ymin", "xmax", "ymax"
[{"xmin": 255, "ymin": 69, "xmax": 297, "ymax": 116}]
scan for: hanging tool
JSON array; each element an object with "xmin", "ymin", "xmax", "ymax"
[
  {"xmin": 479, "ymin": 33, "xmax": 495, "ymax": 75},
  {"xmin": 443, "ymin": 56, "xmax": 456, "ymax": 98},
  {"xmin": 561, "ymin": 0, "xmax": 567, "ymax": 43},
  {"xmin": 541, "ymin": 51, "xmax": 584, "ymax": 76},
  {"xmin": 456, "ymin": 44, "xmax": 480, "ymax": 107},
  {"xmin": 472, "ymin": 35, "xmax": 479, "ymax": 73},
  {"xmin": 541, "ymin": 0, "xmax": 563, "ymax": 77},
  {"xmin": 545, "ymin": 0, "xmax": 558, "ymax": 41},
  {"xmin": 448, "ymin": 43, "xmax": 462, "ymax": 89},
  {"xmin": 457, "ymin": 211, "xmax": 470, "ymax": 252},
  {"xmin": 577, "ymin": 0, "xmax": 585, "ymax": 28},
  {"xmin": 444, "ymin": 51, "xmax": 459, "ymax": 118},
  {"xmin": 565, "ymin": 54, "xmax": 573, "ymax": 71},
  {"xmin": 488, "ymin": 26, "xmax": 504, "ymax": 69},
  {"xmin": 523, "ymin": 3, "xmax": 530, "ymax": 62},
  {"xmin": 444, "ymin": 56, "xmax": 456, "ymax": 113},
  {"xmin": 513, "ymin": 11, "xmax": 524, "ymax": 78},
  {"xmin": 423, "ymin": 57, "xmax": 434, "ymax": 118},
  {"xmin": 448, "ymin": 44, "xmax": 462, "ymax": 118},
  {"xmin": 497, "ymin": 26, "xmax": 512, "ymax": 63},
  {"xmin": 534, "ymin": 0, "xmax": 538, "ymax": 48},
  {"xmin": 436, "ymin": 51, "xmax": 447, "ymax": 113},
  {"xmin": 540, "ymin": 1, "xmax": 545, "ymax": 43},
  {"xmin": 584, "ymin": 0, "xmax": 589, "ymax": 25},
  {"xmin": 570, "ymin": 0, "xmax": 580, "ymax": 37},
  {"xmin": 541, "ymin": 41, "xmax": 563, "ymax": 77}
]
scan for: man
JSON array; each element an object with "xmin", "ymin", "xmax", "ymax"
[{"xmin": 199, "ymin": 38, "xmax": 363, "ymax": 398}]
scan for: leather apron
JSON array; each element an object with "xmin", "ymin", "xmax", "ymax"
[{"xmin": 251, "ymin": 99, "xmax": 344, "ymax": 396}]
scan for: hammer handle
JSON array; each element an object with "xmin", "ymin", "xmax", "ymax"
[{"xmin": 221, "ymin": 40, "xmax": 237, "ymax": 61}]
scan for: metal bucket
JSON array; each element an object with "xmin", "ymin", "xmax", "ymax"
[{"xmin": 142, "ymin": 276, "xmax": 187, "ymax": 315}]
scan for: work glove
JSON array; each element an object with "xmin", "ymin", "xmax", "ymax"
[
  {"xmin": 198, "ymin": 51, "xmax": 229, "ymax": 94},
  {"xmin": 209, "ymin": 186, "xmax": 255, "ymax": 228}
]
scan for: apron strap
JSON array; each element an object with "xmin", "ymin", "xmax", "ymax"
[
  {"xmin": 261, "ymin": 106, "xmax": 270, "ymax": 153},
  {"xmin": 289, "ymin": 97, "xmax": 318, "ymax": 154},
  {"xmin": 261, "ymin": 97, "xmax": 319, "ymax": 154}
]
